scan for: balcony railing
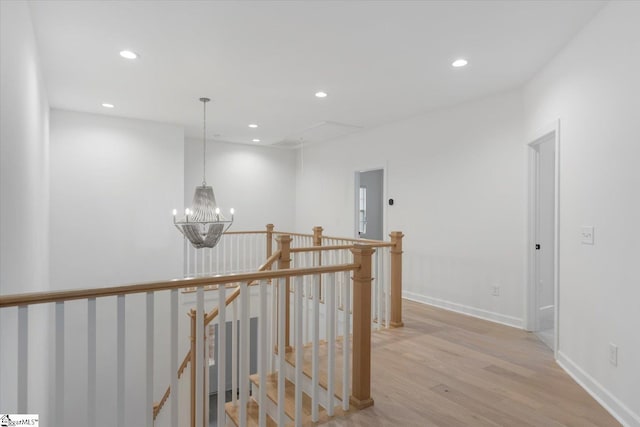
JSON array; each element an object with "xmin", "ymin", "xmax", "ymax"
[{"xmin": 0, "ymin": 225, "xmax": 404, "ymax": 426}]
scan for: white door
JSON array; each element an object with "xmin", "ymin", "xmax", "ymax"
[
  {"xmin": 533, "ymin": 135, "xmax": 555, "ymax": 349},
  {"xmin": 355, "ymin": 169, "xmax": 384, "ymax": 240}
]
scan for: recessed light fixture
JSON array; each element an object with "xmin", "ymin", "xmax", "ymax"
[
  {"xmin": 102, "ymin": 103, "xmax": 115, "ymax": 108},
  {"xmin": 315, "ymin": 91, "xmax": 328, "ymax": 98},
  {"xmin": 248, "ymin": 124, "xmax": 258, "ymax": 128},
  {"xmin": 252, "ymin": 139, "xmax": 260, "ymax": 143},
  {"xmin": 119, "ymin": 50, "xmax": 138, "ymax": 60},
  {"xmin": 452, "ymin": 59, "xmax": 468, "ymax": 68}
]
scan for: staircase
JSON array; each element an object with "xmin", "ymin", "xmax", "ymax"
[
  {"xmin": 151, "ymin": 227, "xmax": 406, "ymax": 426},
  {"xmin": 225, "ymin": 340, "xmax": 350, "ymax": 427}
]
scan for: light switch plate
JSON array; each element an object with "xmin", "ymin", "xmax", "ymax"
[{"xmin": 581, "ymin": 226, "xmax": 594, "ymax": 245}]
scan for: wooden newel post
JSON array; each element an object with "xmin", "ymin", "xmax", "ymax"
[
  {"xmin": 276, "ymin": 234, "xmax": 293, "ymax": 353},
  {"xmin": 389, "ymin": 231, "xmax": 404, "ymax": 327},
  {"xmin": 266, "ymin": 223, "xmax": 274, "ymax": 269},
  {"xmin": 350, "ymin": 244, "xmax": 375, "ymax": 409},
  {"xmin": 312, "ymin": 226, "xmax": 323, "ymax": 247}
]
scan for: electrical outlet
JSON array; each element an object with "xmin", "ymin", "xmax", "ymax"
[
  {"xmin": 491, "ymin": 286, "xmax": 500, "ymax": 296},
  {"xmin": 609, "ymin": 343, "xmax": 618, "ymax": 366},
  {"xmin": 581, "ymin": 226, "xmax": 595, "ymax": 245}
]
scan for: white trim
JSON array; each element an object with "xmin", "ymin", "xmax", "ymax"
[
  {"xmin": 557, "ymin": 351, "xmax": 640, "ymax": 427},
  {"xmin": 526, "ymin": 119, "xmax": 560, "ymax": 358},
  {"xmin": 403, "ymin": 291, "xmax": 524, "ymax": 329}
]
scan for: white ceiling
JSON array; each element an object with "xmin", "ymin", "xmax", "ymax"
[{"xmin": 29, "ymin": 0, "xmax": 604, "ymax": 146}]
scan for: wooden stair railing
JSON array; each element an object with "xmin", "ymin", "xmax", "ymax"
[
  {"xmin": 0, "ymin": 224, "xmax": 403, "ymax": 427},
  {"xmin": 225, "ymin": 242, "xmax": 376, "ymax": 426},
  {"xmin": 152, "ymin": 250, "xmax": 282, "ymax": 422},
  {"xmin": 152, "ymin": 226, "xmax": 404, "ymax": 425}
]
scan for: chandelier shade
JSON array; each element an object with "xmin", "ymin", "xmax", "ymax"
[{"xmin": 173, "ymin": 97, "xmax": 234, "ymax": 249}]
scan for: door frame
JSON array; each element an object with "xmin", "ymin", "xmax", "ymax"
[
  {"xmin": 354, "ymin": 166, "xmax": 387, "ymax": 240},
  {"xmin": 526, "ymin": 120, "xmax": 560, "ymax": 357}
]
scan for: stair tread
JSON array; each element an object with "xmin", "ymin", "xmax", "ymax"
[
  {"xmin": 284, "ymin": 340, "xmax": 347, "ymax": 401},
  {"xmin": 250, "ymin": 372, "xmax": 348, "ymax": 424},
  {"xmin": 225, "ymin": 400, "xmax": 278, "ymax": 427}
]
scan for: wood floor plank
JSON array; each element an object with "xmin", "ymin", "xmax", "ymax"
[{"xmin": 323, "ymin": 300, "xmax": 620, "ymax": 427}]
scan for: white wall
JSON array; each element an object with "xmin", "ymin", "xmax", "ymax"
[
  {"xmin": 0, "ymin": 0, "xmax": 51, "ymax": 419},
  {"xmin": 524, "ymin": 2, "xmax": 640, "ymax": 424},
  {"xmin": 49, "ymin": 110, "xmax": 185, "ymax": 426},
  {"xmin": 50, "ymin": 110, "xmax": 184, "ymax": 288},
  {"xmin": 184, "ymin": 138, "xmax": 296, "ymax": 232},
  {"xmin": 296, "ymin": 90, "xmax": 526, "ymax": 327}
]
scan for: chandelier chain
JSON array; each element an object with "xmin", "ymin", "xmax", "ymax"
[{"xmin": 202, "ymin": 99, "xmax": 207, "ymax": 186}]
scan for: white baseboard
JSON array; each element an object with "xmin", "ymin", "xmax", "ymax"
[
  {"xmin": 557, "ymin": 351, "xmax": 640, "ymax": 427},
  {"xmin": 403, "ymin": 291, "xmax": 523, "ymax": 329}
]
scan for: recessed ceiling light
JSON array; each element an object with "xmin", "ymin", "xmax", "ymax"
[
  {"xmin": 102, "ymin": 103, "xmax": 114, "ymax": 108},
  {"xmin": 452, "ymin": 59, "xmax": 468, "ymax": 68},
  {"xmin": 119, "ymin": 50, "xmax": 138, "ymax": 60},
  {"xmin": 315, "ymin": 91, "xmax": 328, "ymax": 98},
  {"xmin": 252, "ymin": 139, "xmax": 261, "ymax": 143},
  {"xmin": 248, "ymin": 124, "xmax": 258, "ymax": 128}
]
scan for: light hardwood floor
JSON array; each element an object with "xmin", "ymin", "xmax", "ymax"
[{"xmin": 328, "ymin": 299, "xmax": 619, "ymax": 427}]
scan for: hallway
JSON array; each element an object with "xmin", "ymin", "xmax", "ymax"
[{"xmin": 332, "ymin": 300, "xmax": 618, "ymax": 426}]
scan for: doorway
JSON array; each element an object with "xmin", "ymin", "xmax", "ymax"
[
  {"xmin": 355, "ymin": 169, "xmax": 384, "ymax": 240},
  {"xmin": 528, "ymin": 124, "xmax": 559, "ymax": 353}
]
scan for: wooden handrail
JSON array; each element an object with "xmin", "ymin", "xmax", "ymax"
[
  {"xmin": 153, "ymin": 386, "xmax": 171, "ymax": 419},
  {"xmin": 273, "ymin": 231, "xmax": 314, "ymax": 238},
  {"xmin": 322, "ymin": 234, "xmax": 392, "ymax": 245},
  {"xmin": 204, "ymin": 286, "xmax": 241, "ymax": 324},
  {"xmin": 223, "ymin": 230, "xmax": 267, "ymax": 235},
  {"xmin": 178, "ymin": 351, "xmax": 191, "ymax": 378},
  {"xmin": 291, "ymin": 244, "xmax": 388, "ymax": 252},
  {"xmin": 257, "ymin": 250, "xmax": 281, "ymax": 272},
  {"xmin": 275, "ymin": 230, "xmax": 393, "ymax": 247},
  {"xmin": 0, "ymin": 263, "xmax": 358, "ymax": 308}
]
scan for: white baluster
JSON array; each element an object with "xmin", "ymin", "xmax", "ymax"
[
  {"xmin": 342, "ymin": 271, "xmax": 350, "ymax": 411},
  {"xmin": 338, "ymin": 249, "xmax": 343, "ymax": 310},
  {"xmin": 170, "ymin": 289, "xmax": 179, "ymax": 427},
  {"xmin": 217, "ymin": 284, "xmax": 226, "ymax": 427},
  {"xmin": 294, "ymin": 275, "xmax": 303, "ymax": 427},
  {"xmin": 270, "ymin": 279, "xmax": 276, "ymax": 372},
  {"xmin": 304, "ymin": 252, "xmax": 311, "ymax": 344},
  {"xmin": 312, "ymin": 273, "xmax": 320, "ymax": 422},
  {"xmin": 236, "ymin": 235, "xmax": 240, "ymax": 273},
  {"xmin": 385, "ymin": 247, "xmax": 391, "ymax": 328},
  {"xmin": 240, "ymin": 282, "xmax": 250, "ymax": 426},
  {"xmin": 216, "ymin": 239, "xmax": 220, "ymax": 274},
  {"xmin": 117, "ymin": 296, "xmax": 125, "ymax": 426},
  {"xmin": 87, "ymin": 298, "xmax": 96, "ymax": 426},
  {"xmin": 327, "ymin": 273, "xmax": 336, "ymax": 416},
  {"xmin": 232, "ymin": 299, "xmax": 238, "ymax": 405},
  {"xmin": 277, "ymin": 278, "xmax": 286, "ymax": 426},
  {"xmin": 146, "ymin": 292, "xmax": 154, "ymax": 427},
  {"xmin": 186, "ymin": 240, "xmax": 190, "ymax": 277},
  {"xmin": 376, "ymin": 249, "xmax": 382, "ymax": 330},
  {"xmin": 259, "ymin": 280, "xmax": 268, "ymax": 427},
  {"xmin": 196, "ymin": 287, "xmax": 205, "ymax": 427},
  {"xmin": 17, "ymin": 305, "xmax": 28, "ymax": 413},
  {"xmin": 228, "ymin": 235, "xmax": 232, "ymax": 272},
  {"xmin": 248, "ymin": 234, "xmax": 253, "ymax": 270},
  {"xmin": 205, "ymin": 321, "xmax": 210, "ymax": 426}
]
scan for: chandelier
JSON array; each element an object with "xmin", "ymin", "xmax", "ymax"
[{"xmin": 173, "ymin": 97, "xmax": 234, "ymax": 249}]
